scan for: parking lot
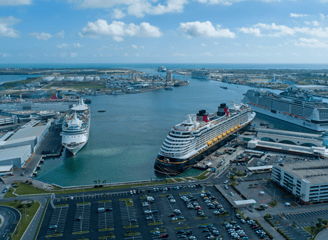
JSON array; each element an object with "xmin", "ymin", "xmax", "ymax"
[{"xmin": 37, "ymin": 184, "xmax": 269, "ymax": 240}]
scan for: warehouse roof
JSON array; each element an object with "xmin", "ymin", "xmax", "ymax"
[
  {"xmin": 10, "ymin": 125, "xmax": 47, "ymax": 141},
  {"xmin": 0, "ymin": 165, "xmax": 13, "ymax": 172},
  {"xmin": 0, "ymin": 136, "xmax": 37, "ymax": 146},
  {"xmin": 0, "ymin": 145, "xmax": 31, "ymax": 161}
]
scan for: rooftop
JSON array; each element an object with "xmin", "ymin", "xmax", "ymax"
[
  {"xmin": 10, "ymin": 125, "xmax": 47, "ymax": 141},
  {"xmin": 0, "ymin": 145, "xmax": 31, "ymax": 161},
  {"xmin": 275, "ymin": 160, "xmax": 328, "ymax": 185}
]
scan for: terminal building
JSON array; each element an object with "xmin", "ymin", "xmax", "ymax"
[{"xmin": 271, "ymin": 161, "xmax": 328, "ymax": 204}]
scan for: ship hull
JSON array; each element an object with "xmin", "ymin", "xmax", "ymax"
[
  {"xmin": 63, "ymin": 141, "xmax": 87, "ymax": 155},
  {"xmin": 247, "ymin": 104, "xmax": 325, "ymax": 132},
  {"xmin": 154, "ymin": 121, "xmax": 252, "ymax": 176}
]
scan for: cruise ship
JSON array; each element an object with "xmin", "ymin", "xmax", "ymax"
[
  {"xmin": 61, "ymin": 98, "xmax": 90, "ymax": 155},
  {"xmin": 243, "ymin": 86, "xmax": 328, "ymax": 132},
  {"xmin": 191, "ymin": 69, "xmax": 211, "ymax": 80},
  {"xmin": 158, "ymin": 66, "xmax": 167, "ymax": 72},
  {"xmin": 154, "ymin": 102, "xmax": 255, "ymax": 175}
]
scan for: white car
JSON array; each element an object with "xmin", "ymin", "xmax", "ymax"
[{"xmin": 224, "ymin": 180, "xmax": 228, "ymax": 184}]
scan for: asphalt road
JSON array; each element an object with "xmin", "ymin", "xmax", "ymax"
[{"xmin": 0, "ymin": 206, "xmax": 21, "ymax": 240}]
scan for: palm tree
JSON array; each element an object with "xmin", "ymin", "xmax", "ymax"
[
  {"xmin": 103, "ymin": 180, "xmax": 107, "ymax": 187},
  {"xmin": 98, "ymin": 180, "xmax": 100, "ymax": 187}
]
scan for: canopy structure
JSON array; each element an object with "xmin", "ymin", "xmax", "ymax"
[
  {"xmin": 234, "ymin": 199, "xmax": 256, "ymax": 206},
  {"xmin": 247, "ymin": 165, "xmax": 273, "ymax": 171}
]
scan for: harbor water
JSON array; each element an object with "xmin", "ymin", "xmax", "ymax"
[{"xmin": 35, "ymin": 72, "xmax": 315, "ymax": 186}]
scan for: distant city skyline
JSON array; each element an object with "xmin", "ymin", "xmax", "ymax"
[{"xmin": 1, "ymin": 0, "xmax": 328, "ymax": 63}]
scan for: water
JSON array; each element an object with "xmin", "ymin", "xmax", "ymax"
[
  {"xmin": 35, "ymin": 76, "xmax": 315, "ymax": 186},
  {"xmin": 1, "ymin": 63, "xmax": 328, "ymax": 70},
  {"xmin": 0, "ymin": 75, "xmax": 43, "ymax": 84}
]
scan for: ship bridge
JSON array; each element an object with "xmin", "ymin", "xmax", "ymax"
[{"xmin": 256, "ymin": 128, "xmax": 327, "ymax": 147}]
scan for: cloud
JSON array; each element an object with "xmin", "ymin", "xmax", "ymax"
[
  {"xmin": 55, "ymin": 30, "xmax": 65, "ymax": 38},
  {"xmin": 57, "ymin": 43, "xmax": 69, "ymax": 49},
  {"xmin": 131, "ymin": 44, "xmax": 138, "ymax": 49},
  {"xmin": 239, "ymin": 22, "xmax": 328, "ymax": 38},
  {"xmin": 0, "ymin": 16, "xmax": 20, "ymax": 38},
  {"xmin": 60, "ymin": 52, "xmax": 66, "ymax": 58},
  {"xmin": 81, "ymin": 20, "xmax": 162, "ymax": 41},
  {"xmin": 290, "ymin": 13, "xmax": 309, "ymax": 18},
  {"xmin": 305, "ymin": 21, "xmax": 319, "ymax": 26},
  {"xmin": 179, "ymin": 21, "xmax": 236, "ymax": 38},
  {"xmin": 172, "ymin": 53, "xmax": 186, "ymax": 57},
  {"xmin": 70, "ymin": 52, "xmax": 78, "ymax": 57},
  {"xmin": 201, "ymin": 52, "xmax": 212, "ymax": 56},
  {"xmin": 295, "ymin": 38, "xmax": 328, "ymax": 48},
  {"xmin": 201, "ymin": 43, "xmax": 206, "ymax": 47},
  {"xmin": 195, "ymin": 0, "xmax": 280, "ymax": 6},
  {"xmin": 70, "ymin": 0, "xmax": 188, "ymax": 18},
  {"xmin": 31, "ymin": 32, "xmax": 52, "ymax": 40},
  {"xmin": 73, "ymin": 43, "xmax": 82, "ymax": 48},
  {"xmin": 112, "ymin": 9, "xmax": 126, "ymax": 19},
  {"xmin": 0, "ymin": 0, "xmax": 32, "ymax": 6}
]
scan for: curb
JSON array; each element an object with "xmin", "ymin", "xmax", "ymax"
[{"xmin": 21, "ymin": 200, "xmax": 42, "ymax": 240}]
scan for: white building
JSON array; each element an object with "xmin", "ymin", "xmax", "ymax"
[
  {"xmin": 271, "ymin": 161, "xmax": 328, "ymax": 203},
  {"xmin": 0, "ymin": 145, "xmax": 31, "ymax": 167}
]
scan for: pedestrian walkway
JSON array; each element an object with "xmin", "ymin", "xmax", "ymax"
[{"xmin": 257, "ymin": 218, "xmax": 284, "ymax": 240}]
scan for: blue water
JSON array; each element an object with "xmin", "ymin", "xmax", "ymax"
[{"xmin": 1, "ymin": 63, "xmax": 328, "ymax": 70}]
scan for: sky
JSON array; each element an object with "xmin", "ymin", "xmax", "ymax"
[{"xmin": 1, "ymin": 0, "xmax": 328, "ymax": 64}]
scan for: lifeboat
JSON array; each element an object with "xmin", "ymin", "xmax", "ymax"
[
  {"xmin": 213, "ymin": 138, "xmax": 218, "ymax": 142},
  {"xmin": 237, "ymin": 124, "xmax": 241, "ymax": 128},
  {"xmin": 207, "ymin": 141, "xmax": 212, "ymax": 146},
  {"xmin": 218, "ymin": 135, "xmax": 222, "ymax": 139},
  {"xmin": 222, "ymin": 133, "xmax": 226, "ymax": 137},
  {"xmin": 289, "ymin": 113, "xmax": 294, "ymax": 116},
  {"xmin": 230, "ymin": 128, "xmax": 234, "ymax": 132},
  {"xmin": 295, "ymin": 115, "xmax": 299, "ymax": 118},
  {"xmin": 283, "ymin": 112, "xmax": 288, "ymax": 114},
  {"xmin": 226, "ymin": 130, "xmax": 230, "ymax": 134},
  {"xmin": 301, "ymin": 117, "xmax": 306, "ymax": 120}
]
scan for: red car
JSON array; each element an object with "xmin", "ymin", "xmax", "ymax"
[
  {"xmin": 169, "ymin": 213, "xmax": 175, "ymax": 217},
  {"xmin": 160, "ymin": 234, "xmax": 169, "ymax": 238}
]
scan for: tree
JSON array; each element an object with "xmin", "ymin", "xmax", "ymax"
[
  {"xmin": 323, "ymin": 220, "xmax": 328, "ymax": 225},
  {"xmin": 316, "ymin": 222, "xmax": 322, "ymax": 229},
  {"xmin": 318, "ymin": 217, "xmax": 323, "ymax": 223}
]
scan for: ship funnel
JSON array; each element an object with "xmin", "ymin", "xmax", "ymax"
[
  {"xmin": 196, "ymin": 110, "xmax": 210, "ymax": 122},
  {"xmin": 217, "ymin": 103, "xmax": 227, "ymax": 116}
]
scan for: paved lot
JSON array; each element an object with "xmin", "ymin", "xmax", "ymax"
[{"xmin": 37, "ymin": 185, "xmax": 267, "ymax": 240}]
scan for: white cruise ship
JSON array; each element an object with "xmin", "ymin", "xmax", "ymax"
[
  {"xmin": 191, "ymin": 68, "xmax": 211, "ymax": 80},
  {"xmin": 243, "ymin": 87, "xmax": 328, "ymax": 132},
  {"xmin": 61, "ymin": 98, "xmax": 90, "ymax": 155},
  {"xmin": 154, "ymin": 102, "xmax": 255, "ymax": 175}
]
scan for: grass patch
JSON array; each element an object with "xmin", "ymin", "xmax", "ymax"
[
  {"xmin": 73, "ymin": 231, "xmax": 89, "ymax": 235},
  {"xmin": 160, "ymin": 194, "xmax": 168, "ymax": 197},
  {"xmin": 77, "ymin": 202, "xmax": 90, "ymax": 206},
  {"xmin": 46, "ymin": 233, "xmax": 63, "ymax": 237},
  {"xmin": 98, "ymin": 200, "xmax": 112, "ymax": 203},
  {"xmin": 99, "ymin": 228, "xmax": 114, "ymax": 231},
  {"xmin": 304, "ymin": 225, "xmax": 326, "ymax": 237},
  {"xmin": 0, "ymin": 200, "xmax": 40, "ymax": 240},
  {"xmin": 268, "ymin": 200, "xmax": 278, "ymax": 208},
  {"xmin": 124, "ymin": 231, "xmax": 140, "ymax": 237},
  {"xmin": 216, "ymin": 213, "xmax": 229, "ymax": 218},
  {"xmin": 194, "ymin": 216, "xmax": 208, "ymax": 220},
  {"xmin": 119, "ymin": 198, "xmax": 133, "ymax": 207},
  {"xmin": 198, "ymin": 190, "xmax": 209, "ymax": 193},
  {"xmin": 4, "ymin": 187, "xmax": 17, "ymax": 198},
  {"xmin": 174, "ymin": 226, "xmax": 190, "ymax": 230},
  {"xmin": 148, "ymin": 221, "xmax": 163, "ymax": 226},
  {"xmin": 5, "ymin": 183, "xmax": 48, "ymax": 198},
  {"xmin": 172, "ymin": 219, "xmax": 186, "ymax": 223},
  {"xmin": 194, "ymin": 171, "xmax": 210, "ymax": 180},
  {"xmin": 198, "ymin": 223, "xmax": 213, "ymax": 226},
  {"xmin": 99, "ymin": 234, "xmax": 115, "ymax": 239},
  {"xmin": 55, "ymin": 204, "xmax": 68, "ymax": 208},
  {"xmin": 140, "ymin": 196, "xmax": 147, "ymax": 199},
  {"xmin": 179, "ymin": 192, "xmax": 191, "ymax": 195},
  {"xmin": 150, "ymin": 228, "xmax": 166, "ymax": 233},
  {"xmin": 123, "ymin": 225, "xmax": 138, "ymax": 229}
]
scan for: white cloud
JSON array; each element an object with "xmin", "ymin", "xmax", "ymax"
[
  {"xmin": 214, "ymin": 42, "xmax": 218, "ymax": 45},
  {"xmin": 295, "ymin": 38, "xmax": 328, "ymax": 48},
  {"xmin": 81, "ymin": 20, "xmax": 162, "ymax": 41},
  {"xmin": 71, "ymin": 0, "xmax": 187, "ymax": 18},
  {"xmin": 56, "ymin": 30, "xmax": 65, "ymax": 38},
  {"xmin": 131, "ymin": 44, "xmax": 138, "ymax": 49},
  {"xmin": 319, "ymin": 13, "xmax": 326, "ymax": 21},
  {"xmin": 112, "ymin": 9, "xmax": 126, "ymax": 19},
  {"xmin": 60, "ymin": 52, "xmax": 66, "ymax": 58},
  {"xmin": 0, "ymin": 16, "xmax": 20, "ymax": 38},
  {"xmin": 201, "ymin": 52, "xmax": 212, "ymax": 56},
  {"xmin": 195, "ymin": 0, "xmax": 280, "ymax": 6},
  {"xmin": 239, "ymin": 22, "xmax": 328, "ymax": 38},
  {"xmin": 305, "ymin": 21, "xmax": 319, "ymax": 26},
  {"xmin": 179, "ymin": 21, "xmax": 236, "ymax": 38},
  {"xmin": 135, "ymin": 53, "xmax": 139, "ymax": 56},
  {"xmin": 70, "ymin": 52, "xmax": 78, "ymax": 57},
  {"xmin": 124, "ymin": 53, "xmax": 129, "ymax": 56},
  {"xmin": 239, "ymin": 27, "xmax": 262, "ymax": 37},
  {"xmin": 140, "ymin": 46, "xmax": 145, "ymax": 48},
  {"xmin": 57, "ymin": 43, "xmax": 69, "ymax": 49},
  {"xmin": 31, "ymin": 32, "xmax": 53, "ymax": 40},
  {"xmin": 73, "ymin": 43, "xmax": 82, "ymax": 48},
  {"xmin": 290, "ymin": 13, "xmax": 309, "ymax": 18},
  {"xmin": 0, "ymin": 0, "xmax": 32, "ymax": 6},
  {"xmin": 201, "ymin": 43, "xmax": 206, "ymax": 47}
]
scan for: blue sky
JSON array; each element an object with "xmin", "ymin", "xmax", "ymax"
[{"xmin": 1, "ymin": 0, "xmax": 328, "ymax": 63}]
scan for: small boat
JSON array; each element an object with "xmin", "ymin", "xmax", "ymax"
[
  {"xmin": 220, "ymin": 86, "xmax": 228, "ymax": 90},
  {"xmin": 164, "ymin": 87, "xmax": 173, "ymax": 91},
  {"xmin": 98, "ymin": 110, "xmax": 106, "ymax": 113}
]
